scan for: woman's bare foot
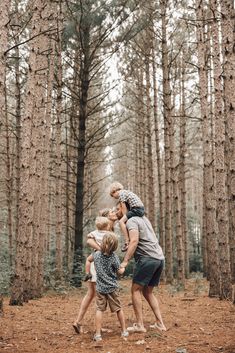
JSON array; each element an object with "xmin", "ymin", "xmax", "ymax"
[{"xmin": 72, "ymin": 322, "xmax": 83, "ymax": 334}]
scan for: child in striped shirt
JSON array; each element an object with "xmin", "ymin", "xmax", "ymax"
[{"xmin": 109, "ymin": 182, "xmax": 145, "ymax": 251}]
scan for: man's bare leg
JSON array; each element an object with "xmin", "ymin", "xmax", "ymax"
[
  {"xmin": 143, "ymin": 286, "xmax": 166, "ymax": 331},
  {"xmin": 127, "ymin": 282, "xmax": 146, "ymax": 332}
]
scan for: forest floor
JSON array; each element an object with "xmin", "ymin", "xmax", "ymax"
[{"xmin": 0, "ymin": 278, "xmax": 235, "ymax": 353}]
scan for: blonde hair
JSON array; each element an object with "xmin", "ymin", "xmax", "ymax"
[
  {"xmin": 109, "ymin": 182, "xmax": 124, "ymax": 196},
  {"xmin": 99, "ymin": 208, "xmax": 110, "ymax": 217},
  {"xmin": 100, "ymin": 232, "xmax": 118, "ymax": 256},
  {"xmin": 95, "ymin": 216, "xmax": 110, "ymax": 231}
]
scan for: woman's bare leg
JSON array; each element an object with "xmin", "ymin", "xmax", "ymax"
[{"xmin": 74, "ymin": 282, "xmax": 96, "ymax": 326}]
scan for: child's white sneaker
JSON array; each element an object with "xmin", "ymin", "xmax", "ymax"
[
  {"xmin": 93, "ymin": 334, "xmax": 102, "ymax": 341},
  {"xmin": 121, "ymin": 330, "xmax": 129, "ymax": 338}
]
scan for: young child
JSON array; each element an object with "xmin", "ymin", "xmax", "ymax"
[
  {"xmin": 86, "ymin": 232, "xmax": 129, "ymax": 342},
  {"xmin": 84, "ymin": 216, "xmax": 111, "ymax": 282},
  {"xmin": 109, "ymin": 182, "xmax": 145, "ymax": 251}
]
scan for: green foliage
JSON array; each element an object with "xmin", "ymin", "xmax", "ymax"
[{"xmin": 0, "ymin": 235, "xmax": 12, "ymax": 295}]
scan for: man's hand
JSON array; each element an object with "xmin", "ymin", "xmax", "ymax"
[{"xmin": 120, "ymin": 261, "xmax": 128, "ymax": 269}]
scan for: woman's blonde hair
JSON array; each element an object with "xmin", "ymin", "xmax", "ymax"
[
  {"xmin": 100, "ymin": 232, "xmax": 118, "ymax": 256},
  {"xmin": 109, "ymin": 181, "xmax": 124, "ymax": 196},
  {"xmin": 99, "ymin": 208, "xmax": 110, "ymax": 217},
  {"xmin": 95, "ymin": 216, "xmax": 110, "ymax": 231}
]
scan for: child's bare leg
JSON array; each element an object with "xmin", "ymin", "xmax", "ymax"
[
  {"xmin": 119, "ymin": 215, "xmax": 129, "ymax": 251},
  {"xmin": 95, "ymin": 310, "xmax": 103, "ymax": 336},
  {"xmin": 116, "ymin": 309, "xmax": 126, "ymax": 332}
]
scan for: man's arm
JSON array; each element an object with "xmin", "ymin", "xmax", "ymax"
[{"xmin": 120, "ymin": 228, "xmax": 139, "ymax": 268}]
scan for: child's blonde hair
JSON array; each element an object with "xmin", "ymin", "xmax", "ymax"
[
  {"xmin": 95, "ymin": 216, "xmax": 110, "ymax": 231},
  {"xmin": 109, "ymin": 182, "xmax": 124, "ymax": 196},
  {"xmin": 100, "ymin": 232, "xmax": 118, "ymax": 256}
]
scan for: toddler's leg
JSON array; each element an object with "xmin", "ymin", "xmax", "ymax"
[{"xmin": 119, "ymin": 215, "xmax": 129, "ymax": 252}]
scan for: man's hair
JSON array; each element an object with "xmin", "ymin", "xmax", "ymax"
[
  {"xmin": 109, "ymin": 182, "xmax": 124, "ymax": 196},
  {"xmin": 98, "ymin": 208, "xmax": 110, "ymax": 217},
  {"xmin": 95, "ymin": 216, "xmax": 110, "ymax": 231},
  {"xmin": 100, "ymin": 232, "xmax": 118, "ymax": 255}
]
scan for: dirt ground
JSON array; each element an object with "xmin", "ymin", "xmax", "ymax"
[{"xmin": 0, "ymin": 278, "xmax": 235, "ymax": 353}]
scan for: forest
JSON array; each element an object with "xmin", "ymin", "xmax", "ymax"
[{"xmin": 0, "ymin": 0, "xmax": 234, "ymax": 352}]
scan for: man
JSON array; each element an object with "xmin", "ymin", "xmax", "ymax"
[{"xmin": 116, "ymin": 203, "xmax": 166, "ymax": 333}]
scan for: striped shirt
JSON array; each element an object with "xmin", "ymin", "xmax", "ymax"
[{"xmin": 119, "ymin": 190, "xmax": 144, "ymax": 209}]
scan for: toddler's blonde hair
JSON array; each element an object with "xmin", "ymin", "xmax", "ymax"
[
  {"xmin": 100, "ymin": 232, "xmax": 118, "ymax": 256},
  {"xmin": 109, "ymin": 181, "xmax": 124, "ymax": 196},
  {"xmin": 95, "ymin": 216, "xmax": 110, "ymax": 231}
]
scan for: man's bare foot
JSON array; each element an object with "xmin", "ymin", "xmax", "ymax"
[
  {"xmin": 127, "ymin": 323, "xmax": 146, "ymax": 333},
  {"xmin": 149, "ymin": 322, "xmax": 167, "ymax": 331}
]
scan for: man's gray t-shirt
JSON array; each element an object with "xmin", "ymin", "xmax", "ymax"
[{"xmin": 126, "ymin": 216, "xmax": 164, "ymax": 261}]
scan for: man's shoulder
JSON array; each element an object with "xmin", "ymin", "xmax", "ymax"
[{"xmin": 127, "ymin": 216, "xmax": 145, "ymax": 227}]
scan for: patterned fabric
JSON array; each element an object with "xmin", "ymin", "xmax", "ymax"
[
  {"xmin": 119, "ymin": 190, "xmax": 144, "ymax": 209},
  {"xmin": 93, "ymin": 251, "xmax": 120, "ymax": 294},
  {"xmin": 87, "ymin": 230, "xmax": 108, "ymax": 246}
]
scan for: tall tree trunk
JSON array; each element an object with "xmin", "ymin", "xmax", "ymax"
[
  {"xmin": 55, "ymin": 14, "xmax": 63, "ymax": 281},
  {"xmin": 210, "ymin": 0, "xmax": 232, "ymax": 299},
  {"xmin": 196, "ymin": 0, "xmax": 220, "ymax": 296},
  {"xmin": 10, "ymin": 0, "xmax": 54, "ymax": 304},
  {"xmin": 152, "ymin": 53, "xmax": 165, "ymax": 253},
  {"xmin": 220, "ymin": 0, "xmax": 235, "ymax": 293},
  {"xmin": 145, "ymin": 58, "xmax": 155, "ymax": 226},
  {"xmin": 161, "ymin": 0, "xmax": 173, "ymax": 283},
  {"xmin": 73, "ymin": 23, "xmax": 91, "ymax": 286},
  {"xmin": 179, "ymin": 55, "xmax": 189, "ymax": 278}
]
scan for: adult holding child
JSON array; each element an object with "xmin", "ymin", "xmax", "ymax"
[
  {"xmin": 73, "ymin": 208, "xmax": 117, "ymax": 334},
  {"xmin": 116, "ymin": 202, "xmax": 166, "ymax": 333}
]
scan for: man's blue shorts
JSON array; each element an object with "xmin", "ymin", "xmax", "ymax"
[{"xmin": 133, "ymin": 256, "xmax": 164, "ymax": 287}]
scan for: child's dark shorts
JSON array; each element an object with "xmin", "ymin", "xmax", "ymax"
[
  {"xmin": 96, "ymin": 290, "xmax": 121, "ymax": 312},
  {"xmin": 133, "ymin": 256, "xmax": 164, "ymax": 287},
  {"xmin": 127, "ymin": 206, "xmax": 145, "ymax": 219}
]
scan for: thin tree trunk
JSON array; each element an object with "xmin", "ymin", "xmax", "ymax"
[
  {"xmin": 152, "ymin": 53, "xmax": 165, "ymax": 253},
  {"xmin": 145, "ymin": 58, "xmax": 155, "ymax": 226},
  {"xmin": 179, "ymin": 55, "xmax": 189, "ymax": 278},
  {"xmin": 161, "ymin": 0, "xmax": 173, "ymax": 283}
]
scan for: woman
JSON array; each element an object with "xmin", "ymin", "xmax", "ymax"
[{"xmin": 73, "ymin": 208, "xmax": 117, "ymax": 334}]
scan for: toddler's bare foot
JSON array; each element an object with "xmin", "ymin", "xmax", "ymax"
[
  {"xmin": 83, "ymin": 273, "xmax": 92, "ymax": 282},
  {"xmin": 121, "ymin": 242, "xmax": 129, "ymax": 252}
]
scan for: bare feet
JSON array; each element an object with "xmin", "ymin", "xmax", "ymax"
[
  {"xmin": 127, "ymin": 323, "xmax": 146, "ymax": 333},
  {"xmin": 149, "ymin": 322, "xmax": 167, "ymax": 331},
  {"xmin": 72, "ymin": 322, "xmax": 83, "ymax": 334},
  {"xmin": 121, "ymin": 242, "xmax": 129, "ymax": 252}
]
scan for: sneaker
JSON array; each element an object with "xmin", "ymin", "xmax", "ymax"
[
  {"xmin": 93, "ymin": 334, "xmax": 102, "ymax": 342},
  {"xmin": 121, "ymin": 330, "xmax": 129, "ymax": 338}
]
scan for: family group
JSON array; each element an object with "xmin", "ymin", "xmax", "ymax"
[{"xmin": 73, "ymin": 182, "xmax": 166, "ymax": 342}]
